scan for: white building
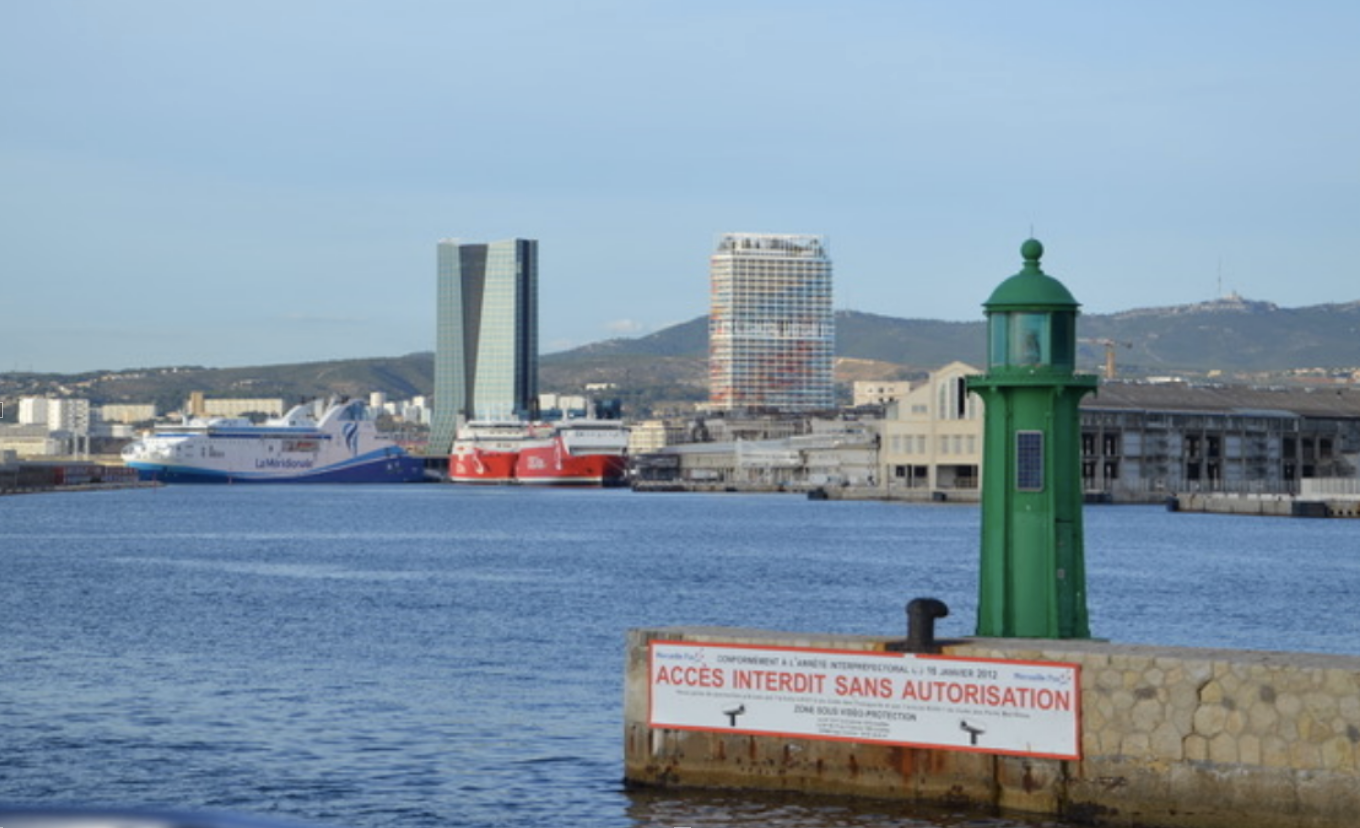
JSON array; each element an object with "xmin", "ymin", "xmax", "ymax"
[
  {"xmin": 875, "ymin": 362, "xmax": 984, "ymax": 496},
  {"xmin": 403, "ymin": 403, "xmax": 430, "ymax": 424},
  {"xmin": 18, "ymin": 398, "xmax": 49, "ymax": 425},
  {"xmin": 48, "ymin": 399, "xmax": 91, "ymax": 433},
  {"xmin": 8, "ymin": 398, "xmax": 92, "ymax": 456},
  {"xmin": 708, "ymin": 233, "xmax": 834, "ymax": 411},
  {"xmin": 853, "ymin": 381, "xmax": 912, "ymax": 408},
  {"xmin": 539, "ymin": 393, "xmax": 589, "ymax": 417},
  {"xmin": 199, "ymin": 398, "xmax": 286, "ymax": 418},
  {"xmin": 100, "ymin": 404, "xmax": 158, "ymax": 424},
  {"xmin": 0, "ymin": 426, "xmax": 65, "ymax": 457},
  {"xmin": 628, "ymin": 419, "xmax": 689, "ymax": 455}
]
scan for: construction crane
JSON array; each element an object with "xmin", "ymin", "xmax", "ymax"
[{"xmin": 1079, "ymin": 338, "xmax": 1132, "ymax": 380}]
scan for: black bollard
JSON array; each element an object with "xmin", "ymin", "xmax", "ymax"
[{"xmin": 887, "ymin": 597, "xmax": 950, "ymax": 654}]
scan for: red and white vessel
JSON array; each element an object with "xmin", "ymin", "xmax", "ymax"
[
  {"xmin": 514, "ymin": 420, "xmax": 630, "ymax": 486},
  {"xmin": 450, "ymin": 418, "xmax": 629, "ymax": 486},
  {"xmin": 449, "ymin": 421, "xmax": 529, "ymax": 484}
]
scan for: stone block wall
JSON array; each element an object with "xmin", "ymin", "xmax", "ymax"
[{"xmin": 624, "ymin": 627, "xmax": 1360, "ymax": 828}]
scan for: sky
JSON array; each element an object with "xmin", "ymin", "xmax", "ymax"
[{"xmin": 3, "ymin": 1, "xmax": 1357, "ymax": 373}]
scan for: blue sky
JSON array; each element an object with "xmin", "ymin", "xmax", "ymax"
[{"xmin": 3, "ymin": 1, "xmax": 1356, "ymax": 373}]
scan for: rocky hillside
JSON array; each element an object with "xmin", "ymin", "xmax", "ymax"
[
  {"xmin": 5, "ymin": 296, "xmax": 1358, "ymax": 415},
  {"xmin": 547, "ymin": 296, "xmax": 1360, "ymax": 381}
]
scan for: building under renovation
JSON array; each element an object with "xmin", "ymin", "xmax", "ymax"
[{"xmin": 707, "ymin": 233, "xmax": 834, "ymax": 412}]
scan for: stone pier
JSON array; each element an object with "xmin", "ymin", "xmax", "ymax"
[{"xmin": 624, "ymin": 626, "xmax": 1360, "ymax": 828}]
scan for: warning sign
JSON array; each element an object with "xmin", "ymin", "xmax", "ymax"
[{"xmin": 648, "ymin": 640, "xmax": 1080, "ymax": 760}]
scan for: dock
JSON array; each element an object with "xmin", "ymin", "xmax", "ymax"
[
  {"xmin": 625, "ymin": 625, "xmax": 1360, "ymax": 828},
  {"xmin": 1168, "ymin": 492, "xmax": 1360, "ymax": 518},
  {"xmin": 0, "ymin": 459, "xmax": 157, "ymax": 496}
]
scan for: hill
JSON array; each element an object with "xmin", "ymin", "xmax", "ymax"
[
  {"xmin": 5, "ymin": 296, "xmax": 1360, "ymax": 415},
  {"xmin": 546, "ymin": 296, "xmax": 1360, "ymax": 381},
  {"xmin": 1079, "ymin": 296, "xmax": 1360, "ymax": 376},
  {"xmin": 0, "ymin": 354, "xmax": 436, "ymax": 416}
]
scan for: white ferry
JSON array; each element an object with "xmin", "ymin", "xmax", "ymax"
[{"xmin": 122, "ymin": 400, "xmax": 426, "ymax": 483}]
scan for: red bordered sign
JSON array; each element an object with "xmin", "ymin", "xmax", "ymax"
[{"xmin": 648, "ymin": 640, "xmax": 1080, "ymax": 760}]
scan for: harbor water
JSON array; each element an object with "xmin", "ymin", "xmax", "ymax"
[{"xmin": 3, "ymin": 485, "xmax": 1358, "ymax": 827}]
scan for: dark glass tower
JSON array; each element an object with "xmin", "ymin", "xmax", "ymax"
[{"xmin": 430, "ymin": 238, "xmax": 538, "ymax": 455}]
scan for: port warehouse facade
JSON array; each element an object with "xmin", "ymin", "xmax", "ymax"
[
  {"xmin": 1075, "ymin": 381, "xmax": 1359, "ymax": 500},
  {"xmin": 630, "ymin": 364, "xmax": 1360, "ymax": 502}
]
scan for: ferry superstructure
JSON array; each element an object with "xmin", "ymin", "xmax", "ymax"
[{"xmin": 121, "ymin": 400, "xmax": 426, "ymax": 483}]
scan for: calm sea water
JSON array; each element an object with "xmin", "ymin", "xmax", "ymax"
[{"xmin": 3, "ymin": 485, "xmax": 1358, "ymax": 828}]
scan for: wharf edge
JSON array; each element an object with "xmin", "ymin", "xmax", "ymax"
[{"xmin": 625, "ymin": 625, "xmax": 1360, "ymax": 828}]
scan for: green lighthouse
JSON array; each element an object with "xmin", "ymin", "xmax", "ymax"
[{"xmin": 966, "ymin": 239, "xmax": 1099, "ymax": 638}]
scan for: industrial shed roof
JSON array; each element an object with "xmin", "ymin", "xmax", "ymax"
[{"xmin": 1084, "ymin": 381, "xmax": 1360, "ymax": 420}]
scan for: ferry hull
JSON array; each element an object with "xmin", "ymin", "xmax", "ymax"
[
  {"xmin": 449, "ymin": 449, "xmax": 519, "ymax": 484},
  {"xmin": 514, "ymin": 442, "xmax": 628, "ymax": 487},
  {"xmin": 128, "ymin": 454, "xmax": 426, "ymax": 484}
]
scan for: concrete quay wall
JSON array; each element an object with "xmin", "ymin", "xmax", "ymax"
[
  {"xmin": 1171, "ymin": 492, "xmax": 1360, "ymax": 518},
  {"xmin": 624, "ymin": 626, "xmax": 1360, "ymax": 828}
]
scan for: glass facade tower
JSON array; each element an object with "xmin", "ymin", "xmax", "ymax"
[
  {"xmin": 708, "ymin": 233, "xmax": 834, "ymax": 410},
  {"xmin": 430, "ymin": 238, "xmax": 538, "ymax": 454}
]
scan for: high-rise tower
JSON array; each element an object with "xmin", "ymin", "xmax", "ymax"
[
  {"xmin": 708, "ymin": 233, "xmax": 834, "ymax": 411},
  {"xmin": 430, "ymin": 238, "xmax": 538, "ymax": 455}
]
